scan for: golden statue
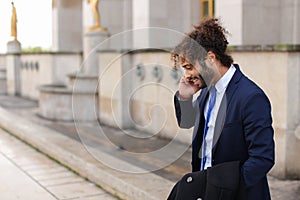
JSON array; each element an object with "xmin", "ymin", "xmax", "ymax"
[
  {"xmin": 87, "ymin": 0, "xmax": 107, "ymax": 31},
  {"xmin": 11, "ymin": 2, "xmax": 18, "ymax": 40}
]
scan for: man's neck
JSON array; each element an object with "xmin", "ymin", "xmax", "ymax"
[
  {"xmin": 214, "ymin": 63, "xmax": 230, "ymax": 83},
  {"xmin": 219, "ymin": 65, "xmax": 230, "ymax": 77}
]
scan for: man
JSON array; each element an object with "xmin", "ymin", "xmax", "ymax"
[{"xmin": 172, "ymin": 17, "xmax": 274, "ymax": 199}]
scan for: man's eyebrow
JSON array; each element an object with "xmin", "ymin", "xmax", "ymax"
[{"xmin": 182, "ymin": 64, "xmax": 193, "ymax": 68}]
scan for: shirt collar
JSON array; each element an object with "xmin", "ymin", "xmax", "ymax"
[{"xmin": 215, "ymin": 65, "xmax": 236, "ymax": 93}]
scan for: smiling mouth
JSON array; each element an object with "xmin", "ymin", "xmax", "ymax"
[
  {"xmin": 188, "ymin": 76, "xmax": 199, "ymax": 82},
  {"xmin": 188, "ymin": 75, "xmax": 207, "ymax": 89}
]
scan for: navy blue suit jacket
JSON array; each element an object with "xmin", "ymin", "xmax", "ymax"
[{"xmin": 174, "ymin": 64, "xmax": 275, "ymax": 199}]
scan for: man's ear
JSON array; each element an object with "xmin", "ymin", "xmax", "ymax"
[{"xmin": 207, "ymin": 51, "xmax": 216, "ymax": 62}]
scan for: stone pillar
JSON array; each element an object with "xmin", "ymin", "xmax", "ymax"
[
  {"xmin": 242, "ymin": 0, "xmax": 280, "ymax": 45},
  {"xmin": 215, "ymin": 0, "xmax": 243, "ymax": 45},
  {"xmin": 98, "ymin": 52, "xmax": 132, "ymax": 129},
  {"xmin": 216, "ymin": 0, "xmax": 282, "ymax": 45},
  {"xmin": 52, "ymin": 0, "xmax": 82, "ymax": 52},
  {"xmin": 6, "ymin": 40, "xmax": 21, "ymax": 96},
  {"xmin": 132, "ymin": 0, "xmax": 200, "ymax": 49},
  {"xmin": 82, "ymin": 0, "xmax": 110, "ymax": 74},
  {"xmin": 83, "ymin": 30, "xmax": 109, "ymax": 75},
  {"xmin": 82, "ymin": 0, "xmax": 134, "ymax": 50},
  {"xmin": 280, "ymin": 0, "xmax": 300, "ymax": 44}
]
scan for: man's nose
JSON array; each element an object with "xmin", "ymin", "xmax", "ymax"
[{"xmin": 184, "ymin": 69, "xmax": 192, "ymax": 77}]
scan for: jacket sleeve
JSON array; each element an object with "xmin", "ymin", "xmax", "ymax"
[
  {"xmin": 174, "ymin": 91, "xmax": 197, "ymax": 128},
  {"xmin": 241, "ymin": 91, "xmax": 275, "ymax": 188}
]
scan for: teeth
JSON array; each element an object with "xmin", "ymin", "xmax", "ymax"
[{"xmin": 187, "ymin": 77, "xmax": 199, "ymax": 82}]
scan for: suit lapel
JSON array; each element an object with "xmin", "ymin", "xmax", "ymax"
[
  {"xmin": 199, "ymin": 89, "xmax": 209, "ymax": 118},
  {"xmin": 223, "ymin": 64, "xmax": 243, "ymax": 109},
  {"xmin": 193, "ymin": 88, "xmax": 209, "ymax": 141},
  {"xmin": 212, "ymin": 64, "xmax": 243, "ymax": 155}
]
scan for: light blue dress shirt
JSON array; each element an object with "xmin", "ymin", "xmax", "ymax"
[{"xmin": 203, "ymin": 65, "xmax": 236, "ymax": 169}]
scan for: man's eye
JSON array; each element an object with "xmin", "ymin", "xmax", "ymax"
[{"xmin": 182, "ymin": 64, "xmax": 193, "ymax": 70}]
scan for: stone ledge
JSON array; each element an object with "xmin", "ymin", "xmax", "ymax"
[
  {"xmin": 20, "ymin": 51, "xmax": 83, "ymax": 55},
  {"xmin": 68, "ymin": 73, "xmax": 98, "ymax": 79},
  {"xmin": 97, "ymin": 44, "xmax": 300, "ymax": 53},
  {"xmin": 228, "ymin": 44, "xmax": 300, "ymax": 52},
  {"xmin": 38, "ymin": 84, "xmax": 97, "ymax": 95},
  {"xmin": 97, "ymin": 48, "xmax": 172, "ymax": 54}
]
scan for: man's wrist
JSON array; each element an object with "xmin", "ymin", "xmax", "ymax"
[{"xmin": 176, "ymin": 91, "xmax": 192, "ymax": 101}]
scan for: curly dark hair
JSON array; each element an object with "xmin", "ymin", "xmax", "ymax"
[{"xmin": 172, "ymin": 17, "xmax": 233, "ymax": 69}]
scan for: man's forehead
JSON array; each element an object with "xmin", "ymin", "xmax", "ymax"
[
  {"xmin": 178, "ymin": 55, "xmax": 194, "ymax": 65},
  {"xmin": 181, "ymin": 60, "xmax": 201, "ymax": 68}
]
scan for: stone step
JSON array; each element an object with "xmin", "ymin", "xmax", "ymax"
[
  {"xmin": 67, "ymin": 72, "xmax": 98, "ymax": 93},
  {"xmin": 0, "ymin": 106, "xmax": 174, "ymax": 200}
]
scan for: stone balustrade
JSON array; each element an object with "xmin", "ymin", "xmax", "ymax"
[{"xmin": 18, "ymin": 52, "xmax": 82, "ymax": 99}]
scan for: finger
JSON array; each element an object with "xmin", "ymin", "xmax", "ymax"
[{"xmin": 180, "ymin": 76, "xmax": 189, "ymax": 85}]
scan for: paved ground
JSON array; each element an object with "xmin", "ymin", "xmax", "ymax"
[
  {"xmin": 0, "ymin": 128, "xmax": 118, "ymax": 200},
  {"xmin": 0, "ymin": 95, "xmax": 300, "ymax": 199}
]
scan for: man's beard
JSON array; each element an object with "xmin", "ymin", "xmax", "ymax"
[{"xmin": 196, "ymin": 67, "xmax": 215, "ymax": 88}]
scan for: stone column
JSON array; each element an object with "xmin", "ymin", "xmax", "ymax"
[
  {"xmin": 69, "ymin": 1, "xmax": 109, "ymax": 123},
  {"xmin": 132, "ymin": 0, "xmax": 200, "ymax": 49},
  {"xmin": 82, "ymin": 0, "xmax": 110, "ymax": 75},
  {"xmin": 52, "ymin": 0, "xmax": 82, "ymax": 52},
  {"xmin": 83, "ymin": 30, "xmax": 109, "ymax": 75},
  {"xmin": 280, "ymin": 0, "xmax": 300, "ymax": 44},
  {"xmin": 98, "ymin": 51, "xmax": 132, "ymax": 129},
  {"xmin": 215, "ymin": 0, "xmax": 281, "ymax": 45},
  {"xmin": 215, "ymin": 0, "xmax": 243, "ymax": 45},
  {"xmin": 6, "ymin": 40, "xmax": 21, "ymax": 96}
]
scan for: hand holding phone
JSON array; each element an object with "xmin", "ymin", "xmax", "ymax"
[{"xmin": 178, "ymin": 75, "xmax": 206, "ymax": 100}]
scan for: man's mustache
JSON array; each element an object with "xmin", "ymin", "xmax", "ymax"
[{"xmin": 188, "ymin": 74, "xmax": 207, "ymax": 89}]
